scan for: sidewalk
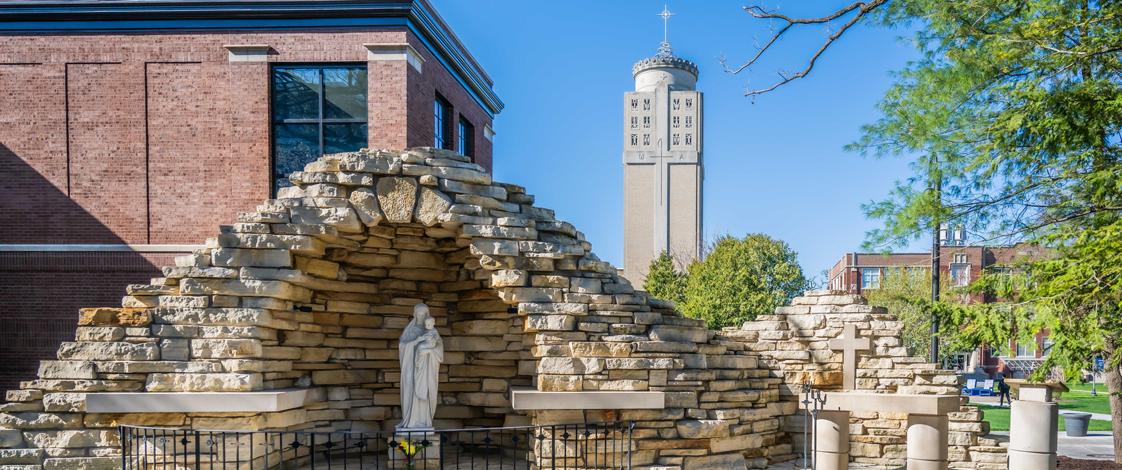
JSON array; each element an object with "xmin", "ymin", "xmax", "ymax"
[{"xmin": 990, "ymin": 431, "xmax": 1115, "ymax": 460}]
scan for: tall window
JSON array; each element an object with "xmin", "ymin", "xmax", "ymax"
[
  {"xmin": 458, "ymin": 117, "xmax": 475, "ymax": 160},
  {"xmin": 860, "ymin": 268, "xmax": 881, "ymax": 289},
  {"xmin": 271, "ymin": 65, "xmax": 368, "ymax": 191},
  {"xmin": 434, "ymin": 94, "xmax": 452, "ymax": 150}
]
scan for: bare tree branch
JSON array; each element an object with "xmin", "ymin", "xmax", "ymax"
[{"xmin": 723, "ymin": 0, "xmax": 888, "ymax": 96}]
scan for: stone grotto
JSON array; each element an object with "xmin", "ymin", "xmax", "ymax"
[{"xmin": 0, "ymin": 148, "xmax": 1008, "ymax": 469}]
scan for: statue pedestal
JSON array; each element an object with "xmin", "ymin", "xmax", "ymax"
[{"xmin": 389, "ymin": 429, "xmax": 441, "ymax": 467}]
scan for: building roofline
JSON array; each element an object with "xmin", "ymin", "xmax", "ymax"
[{"xmin": 0, "ymin": 0, "xmax": 503, "ymax": 115}]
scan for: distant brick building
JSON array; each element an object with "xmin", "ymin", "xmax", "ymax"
[
  {"xmin": 827, "ymin": 243, "xmax": 1052, "ymax": 376},
  {"xmin": 0, "ymin": 0, "xmax": 502, "ymax": 390}
]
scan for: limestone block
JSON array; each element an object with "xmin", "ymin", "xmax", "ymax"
[
  {"xmin": 415, "ymin": 187, "xmax": 453, "ymax": 226},
  {"xmin": 57, "ymin": 342, "xmax": 159, "ymax": 361},
  {"xmin": 191, "ymin": 339, "xmax": 262, "ymax": 359},
  {"xmin": 0, "ymin": 412, "xmax": 80, "ymax": 430},
  {"xmin": 23, "ymin": 430, "xmax": 117, "ymax": 449},
  {"xmin": 682, "ymin": 452, "xmax": 747, "ymax": 470},
  {"xmin": 443, "ymin": 336, "xmax": 507, "ymax": 351},
  {"xmin": 312, "ymin": 370, "xmax": 378, "ymax": 385},
  {"xmin": 470, "ymin": 239, "xmax": 520, "ymax": 256},
  {"xmin": 518, "ymin": 302, "xmax": 588, "ymax": 315},
  {"xmin": 38, "ymin": 361, "xmax": 97, "ymax": 380},
  {"xmin": 0, "ymin": 429, "xmax": 23, "ymax": 448},
  {"xmin": 490, "ymin": 269, "xmax": 528, "ymax": 288},
  {"xmin": 180, "ymin": 278, "xmax": 311, "ymax": 302},
  {"xmin": 77, "ymin": 308, "xmax": 150, "ymax": 327},
  {"xmin": 676, "ymin": 419, "xmax": 732, "ymax": 439},
  {"xmin": 209, "ymin": 246, "xmax": 291, "ymax": 269},
  {"xmin": 340, "ymin": 152, "xmax": 402, "ymax": 174},
  {"xmin": 74, "ymin": 327, "xmax": 126, "ymax": 342},
  {"xmin": 159, "ymin": 339, "xmax": 189, "ymax": 361},
  {"xmin": 42, "ymin": 393, "xmax": 85, "ymax": 412},
  {"xmin": 605, "ymin": 358, "xmax": 678, "ymax": 369},
  {"xmin": 569, "ymin": 342, "xmax": 632, "ymax": 357},
  {"xmin": 376, "ymin": 177, "xmax": 418, "ymax": 223},
  {"xmin": 42, "ymin": 457, "xmax": 117, "ymax": 470},
  {"xmin": 216, "ymin": 233, "xmax": 324, "ymax": 256},
  {"xmin": 525, "ymin": 315, "xmax": 576, "ymax": 332},
  {"xmin": 451, "ymin": 320, "xmax": 509, "ymax": 336},
  {"xmin": 152, "ymin": 308, "xmax": 281, "ymax": 329},
  {"xmin": 649, "ymin": 325, "xmax": 710, "ymax": 343},
  {"xmin": 145, "ymin": 373, "xmax": 262, "ymax": 392},
  {"xmin": 539, "ymin": 375, "xmax": 582, "ymax": 391},
  {"xmin": 538, "ymin": 357, "xmax": 604, "ymax": 375}
]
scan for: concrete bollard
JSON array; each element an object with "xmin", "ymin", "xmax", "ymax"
[
  {"xmin": 1008, "ymin": 388, "xmax": 1058, "ymax": 470},
  {"xmin": 815, "ymin": 410, "xmax": 850, "ymax": 470},
  {"xmin": 906, "ymin": 414, "xmax": 949, "ymax": 470}
]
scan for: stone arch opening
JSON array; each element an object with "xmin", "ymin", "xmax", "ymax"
[{"xmin": 194, "ymin": 152, "xmax": 552, "ymax": 432}]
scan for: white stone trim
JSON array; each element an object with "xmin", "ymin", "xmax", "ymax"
[
  {"xmin": 800, "ymin": 392, "xmax": 961, "ymax": 415},
  {"xmin": 0, "ymin": 244, "xmax": 204, "ymax": 253},
  {"xmin": 85, "ymin": 388, "xmax": 322, "ymax": 413},
  {"xmin": 511, "ymin": 389, "xmax": 665, "ymax": 410},
  {"xmin": 224, "ymin": 44, "xmax": 271, "ymax": 62},
  {"xmin": 483, "ymin": 124, "xmax": 495, "ymax": 142},
  {"xmin": 365, "ymin": 43, "xmax": 425, "ymax": 73}
]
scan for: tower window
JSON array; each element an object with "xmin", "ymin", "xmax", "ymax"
[
  {"xmin": 672, "ymin": 133, "xmax": 680, "ymax": 145},
  {"xmin": 630, "ymin": 134, "xmax": 638, "ymax": 145},
  {"xmin": 685, "ymin": 98, "xmax": 693, "ymax": 108},
  {"xmin": 685, "ymin": 116, "xmax": 693, "ymax": 128},
  {"xmin": 642, "ymin": 134, "xmax": 650, "ymax": 145},
  {"xmin": 642, "ymin": 116, "xmax": 650, "ymax": 128},
  {"xmin": 672, "ymin": 116, "xmax": 680, "ymax": 128},
  {"xmin": 271, "ymin": 64, "xmax": 368, "ymax": 193},
  {"xmin": 630, "ymin": 116, "xmax": 638, "ymax": 129},
  {"xmin": 642, "ymin": 99, "xmax": 651, "ymax": 111},
  {"xmin": 685, "ymin": 134, "xmax": 693, "ymax": 145},
  {"xmin": 631, "ymin": 98, "xmax": 638, "ymax": 109},
  {"xmin": 672, "ymin": 98, "xmax": 680, "ymax": 110}
]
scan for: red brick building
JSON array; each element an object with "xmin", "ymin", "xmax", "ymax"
[
  {"xmin": 827, "ymin": 243, "xmax": 1052, "ymax": 376},
  {"xmin": 0, "ymin": 0, "xmax": 502, "ymax": 389}
]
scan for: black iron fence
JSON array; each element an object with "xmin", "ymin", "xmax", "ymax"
[{"xmin": 119, "ymin": 422, "xmax": 634, "ymax": 470}]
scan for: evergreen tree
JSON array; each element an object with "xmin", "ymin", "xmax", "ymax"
[{"xmin": 643, "ymin": 251, "xmax": 687, "ymax": 305}]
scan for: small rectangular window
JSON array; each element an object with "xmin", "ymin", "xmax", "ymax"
[
  {"xmin": 643, "ymin": 99, "xmax": 651, "ymax": 111},
  {"xmin": 457, "ymin": 116, "xmax": 475, "ymax": 160},
  {"xmin": 631, "ymin": 98, "xmax": 638, "ymax": 109},
  {"xmin": 950, "ymin": 265, "xmax": 970, "ymax": 287},
  {"xmin": 685, "ymin": 116, "xmax": 693, "ymax": 128},
  {"xmin": 672, "ymin": 116, "xmax": 680, "ymax": 128},
  {"xmin": 643, "ymin": 116, "xmax": 651, "ymax": 128},
  {"xmin": 642, "ymin": 134, "xmax": 650, "ymax": 145},
  {"xmin": 685, "ymin": 98, "xmax": 693, "ymax": 108},
  {"xmin": 271, "ymin": 64, "xmax": 368, "ymax": 192},
  {"xmin": 672, "ymin": 134, "xmax": 680, "ymax": 145},
  {"xmin": 672, "ymin": 98, "xmax": 680, "ymax": 110},
  {"xmin": 685, "ymin": 134, "xmax": 693, "ymax": 145},
  {"xmin": 434, "ymin": 94, "xmax": 453, "ymax": 150},
  {"xmin": 630, "ymin": 134, "xmax": 638, "ymax": 145},
  {"xmin": 630, "ymin": 116, "xmax": 638, "ymax": 129}
]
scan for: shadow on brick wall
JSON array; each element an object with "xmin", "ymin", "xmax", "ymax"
[{"xmin": 0, "ymin": 144, "xmax": 162, "ymax": 391}]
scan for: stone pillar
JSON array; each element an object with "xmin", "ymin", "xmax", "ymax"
[
  {"xmin": 814, "ymin": 410, "xmax": 850, "ymax": 470},
  {"xmin": 906, "ymin": 414, "xmax": 949, "ymax": 470},
  {"xmin": 1009, "ymin": 393, "xmax": 1058, "ymax": 470}
]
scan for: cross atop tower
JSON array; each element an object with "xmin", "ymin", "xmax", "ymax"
[{"xmin": 656, "ymin": 4, "xmax": 675, "ymax": 57}]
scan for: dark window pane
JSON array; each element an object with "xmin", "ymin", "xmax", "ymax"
[
  {"xmin": 434, "ymin": 99, "xmax": 446, "ymax": 148},
  {"xmin": 324, "ymin": 123, "xmax": 368, "ymax": 154},
  {"xmin": 324, "ymin": 67, "xmax": 368, "ymax": 120},
  {"xmin": 272, "ymin": 68, "xmax": 320, "ymax": 121},
  {"xmin": 274, "ymin": 123, "xmax": 319, "ymax": 189}
]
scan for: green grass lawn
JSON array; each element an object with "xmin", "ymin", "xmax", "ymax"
[
  {"xmin": 977, "ymin": 403, "xmax": 1113, "ymax": 433},
  {"xmin": 1059, "ymin": 383, "xmax": 1113, "ymax": 415}
]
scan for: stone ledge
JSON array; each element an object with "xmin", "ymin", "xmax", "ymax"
[
  {"xmin": 85, "ymin": 388, "xmax": 323, "ymax": 413},
  {"xmin": 511, "ymin": 389, "xmax": 665, "ymax": 410},
  {"xmin": 799, "ymin": 392, "xmax": 961, "ymax": 415}
]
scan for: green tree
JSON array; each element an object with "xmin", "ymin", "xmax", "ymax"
[
  {"xmin": 643, "ymin": 251, "xmax": 687, "ymax": 305},
  {"xmin": 727, "ymin": 0, "xmax": 1122, "ymax": 455},
  {"xmin": 863, "ymin": 270, "xmax": 934, "ymax": 360},
  {"xmin": 680, "ymin": 234, "xmax": 809, "ymax": 329}
]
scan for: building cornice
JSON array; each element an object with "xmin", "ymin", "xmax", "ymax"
[{"xmin": 0, "ymin": 0, "xmax": 503, "ymax": 115}]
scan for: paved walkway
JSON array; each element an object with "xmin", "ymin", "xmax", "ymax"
[{"xmin": 991, "ymin": 431, "xmax": 1115, "ymax": 460}]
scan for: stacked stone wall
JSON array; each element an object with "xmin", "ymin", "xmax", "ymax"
[
  {"xmin": 740, "ymin": 290, "xmax": 1007, "ymax": 469},
  {"xmin": 0, "ymin": 148, "xmax": 1005, "ymax": 470}
]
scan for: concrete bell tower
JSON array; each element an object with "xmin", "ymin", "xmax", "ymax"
[{"xmin": 622, "ymin": 5, "xmax": 703, "ymax": 286}]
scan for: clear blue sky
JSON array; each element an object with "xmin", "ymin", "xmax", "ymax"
[{"xmin": 432, "ymin": 0, "xmax": 926, "ymax": 279}]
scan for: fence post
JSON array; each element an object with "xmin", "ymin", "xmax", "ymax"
[{"xmin": 193, "ymin": 430, "xmax": 201, "ymax": 470}]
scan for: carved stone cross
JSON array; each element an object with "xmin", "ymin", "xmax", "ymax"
[{"xmin": 828, "ymin": 324, "xmax": 871, "ymax": 391}]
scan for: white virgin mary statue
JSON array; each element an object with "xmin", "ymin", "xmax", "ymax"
[{"xmin": 398, "ymin": 303, "xmax": 444, "ymax": 430}]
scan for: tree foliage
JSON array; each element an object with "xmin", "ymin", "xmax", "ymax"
[
  {"xmin": 643, "ymin": 251, "xmax": 687, "ymax": 306},
  {"xmin": 679, "ymin": 234, "xmax": 809, "ymax": 329}
]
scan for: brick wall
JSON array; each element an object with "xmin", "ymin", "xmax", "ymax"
[{"xmin": 0, "ymin": 251, "xmax": 172, "ymax": 391}]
